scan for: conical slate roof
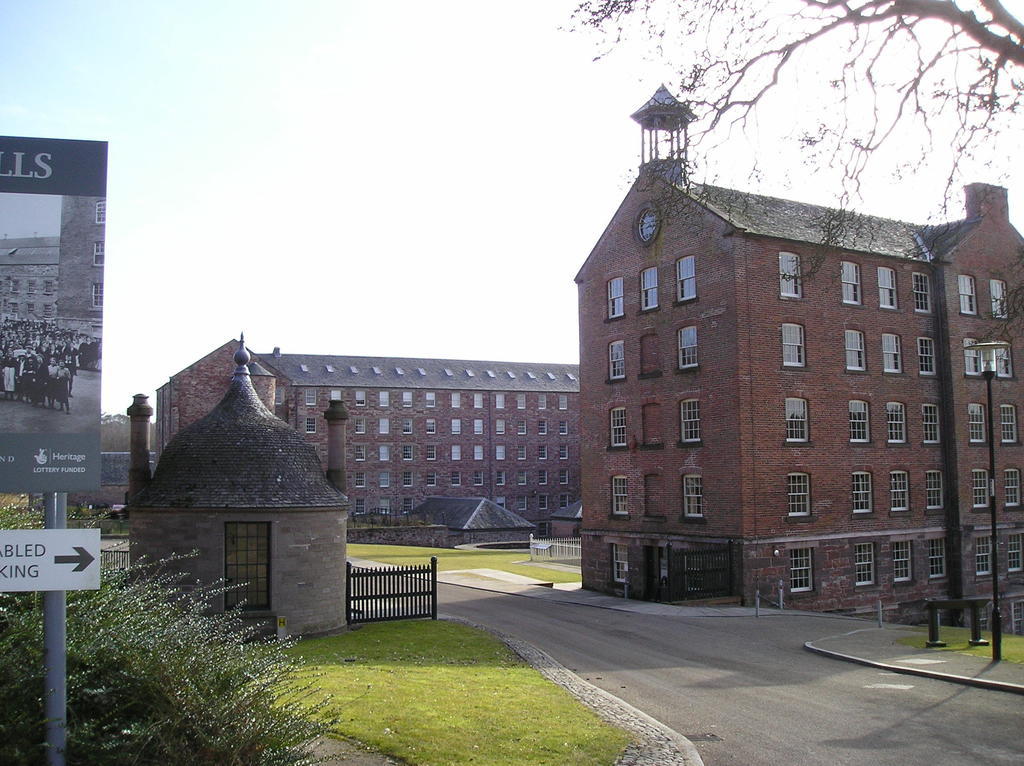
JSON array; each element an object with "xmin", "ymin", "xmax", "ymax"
[{"xmin": 130, "ymin": 344, "xmax": 346, "ymax": 510}]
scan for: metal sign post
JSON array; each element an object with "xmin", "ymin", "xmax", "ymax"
[{"xmin": 44, "ymin": 491, "xmax": 68, "ymax": 766}]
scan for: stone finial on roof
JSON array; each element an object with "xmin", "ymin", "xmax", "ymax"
[{"xmin": 233, "ymin": 334, "xmax": 251, "ymax": 381}]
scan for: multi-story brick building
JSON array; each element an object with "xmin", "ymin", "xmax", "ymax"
[
  {"xmin": 576, "ymin": 86, "xmax": 1024, "ymax": 624},
  {"xmin": 155, "ymin": 341, "xmax": 580, "ymax": 532}
]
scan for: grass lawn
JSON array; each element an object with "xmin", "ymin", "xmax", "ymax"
[
  {"xmin": 289, "ymin": 620, "xmax": 631, "ymax": 765},
  {"xmin": 897, "ymin": 626, "xmax": 1024, "ymax": 663},
  {"xmin": 348, "ymin": 543, "xmax": 582, "ymax": 584}
]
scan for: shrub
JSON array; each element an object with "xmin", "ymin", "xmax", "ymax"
[{"xmin": 0, "ymin": 505, "xmax": 327, "ymax": 765}]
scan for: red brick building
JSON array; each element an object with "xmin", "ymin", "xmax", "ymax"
[
  {"xmin": 576, "ymin": 87, "xmax": 1024, "ymax": 624},
  {"xmin": 156, "ymin": 342, "xmax": 580, "ymax": 532}
]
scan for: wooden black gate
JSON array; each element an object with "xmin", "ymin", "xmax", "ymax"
[
  {"xmin": 665, "ymin": 543, "xmax": 734, "ymax": 601},
  {"xmin": 346, "ymin": 557, "xmax": 438, "ymax": 624}
]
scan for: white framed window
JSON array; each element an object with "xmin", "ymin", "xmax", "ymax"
[
  {"xmin": 882, "ymin": 334, "xmax": 902, "ymax": 373},
  {"xmin": 926, "ymin": 470, "xmax": 943, "ymax": 509},
  {"xmin": 379, "ymin": 391, "xmax": 389, "ymax": 407},
  {"xmin": 676, "ymin": 255, "xmax": 696, "ymax": 301},
  {"xmin": 473, "ymin": 418, "xmax": 484, "ymax": 435},
  {"xmin": 92, "ymin": 283, "xmax": 104, "ymax": 308},
  {"xmin": 354, "ymin": 417, "xmax": 366, "ymax": 434},
  {"xmin": 677, "ymin": 326, "xmax": 698, "ymax": 368},
  {"xmin": 789, "ymin": 548, "xmax": 813, "ymax": 592},
  {"xmin": 450, "ymin": 445, "xmax": 461, "ymax": 461},
  {"xmin": 917, "ymin": 337, "xmax": 935, "ymax": 375},
  {"xmin": 451, "ymin": 418, "xmax": 461, "ymax": 435},
  {"xmin": 852, "ymin": 472, "xmax": 872, "ymax": 512},
  {"xmin": 353, "ymin": 471, "xmax": 366, "ymax": 488},
  {"xmin": 612, "ymin": 543, "xmax": 629, "ymax": 582},
  {"xmin": 787, "ymin": 473, "xmax": 810, "ymax": 516},
  {"xmin": 538, "ymin": 445, "xmax": 547, "ymax": 460},
  {"xmin": 779, "ymin": 252, "xmax": 802, "ymax": 298},
  {"xmin": 841, "ymin": 261, "xmax": 861, "ymax": 304},
  {"xmin": 495, "ymin": 470, "xmax": 506, "ymax": 486},
  {"xmin": 975, "ymin": 535, "xmax": 992, "ymax": 575},
  {"xmin": 472, "ymin": 470, "xmax": 483, "ymax": 486},
  {"xmin": 922, "ymin": 404, "xmax": 940, "ymax": 443},
  {"xmin": 538, "ymin": 394, "xmax": 547, "ymax": 410},
  {"xmin": 517, "ymin": 420, "xmax": 527, "ymax": 435},
  {"xmin": 425, "ymin": 391, "xmax": 436, "ymax": 408},
  {"xmin": 849, "ymin": 400, "xmax": 869, "ymax": 442},
  {"xmin": 399, "ymin": 391, "xmax": 411, "ymax": 407},
  {"xmin": 451, "ymin": 392, "xmax": 461, "ymax": 408},
  {"xmin": 95, "ymin": 200, "xmax": 106, "ymax": 223},
  {"xmin": 996, "ymin": 347, "xmax": 1013, "ymax": 377},
  {"xmin": 304, "ymin": 388, "xmax": 317, "ymax": 406},
  {"xmin": 892, "ymin": 540, "xmax": 911, "ymax": 582},
  {"xmin": 682, "ymin": 475, "xmax": 703, "ymax": 517},
  {"xmin": 495, "ymin": 393, "xmax": 505, "ymax": 409},
  {"xmin": 928, "ymin": 538, "xmax": 946, "ymax": 578},
  {"xmin": 559, "ymin": 395, "xmax": 568, "ymax": 410},
  {"xmin": 450, "ymin": 471, "xmax": 461, "ymax": 487},
  {"xmin": 968, "ymin": 403, "xmax": 985, "ymax": 443},
  {"xmin": 958, "ymin": 274, "xmax": 976, "ymax": 314},
  {"xmin": 781, "ymin": 323, "xmax": 805, "ymax": 367},
  {"xmin": 972, "ymin": 469, "xmax": 989, "ymax": 507},
  {"xmin": 538, "ymin": 469, "xmax": 548, "ymax": 485},
  {"xmin": 517, "ymin": 470, "xmax": 527, "ymax": 486},
  {"xmin": 610, "ymin": 407, "xmax": 627, "ymax": 447},
  {"xmin": 640, "ymin": 267, "xmax": 659, "ymax": 310},
  {"xmin": 517, "ymin": 445, "xmax": 527, "ymax": 460},
  {"xmin": 425, "ymin": 445, "xmax": 436, "ymax": 461},
  {"xmin": 559, "ymin": 469, "xmax": 568, "ymax": 484},
  {"xmin": 378, "ymin": 471, "xmax": 390, "ymax": 488},
  {"xmin": 609, "ymin": 341, "xmax": 625, "ymax": 380},
  {"xmin": 425, "ymin": 418, "xmax": 436, "ymax": 435},
  {"xmin": 537, "ymin": 419, "xmax": 547, "ymax": 435},
  {"xmin": 886, "ymin": 402, "xmax": 906, "ymax": 443},
  {"xmin": 845, "ymin": 330, "xmax": 865, "ymax": 371},
  {"xmin": 402, "ymin": 418, "xmax": 413, "ymax": 434},
  {"xmin": 854, "ymin": 542, "xmax": 875, "ymax": 585},
  {"xmin": 426, "ymin": 471, "xmax": 437, "ymax": 487},
  {"xmin": 516, "ymin": 393, "xmax": 526, "ymax": 410},
  {"xmin": 354, "ymin": 445, "xmax": 366, "ymax": 462},
  {"xmin": 559, "ymin": 444, "xmax": 569, "ymax": 460},
  {"xmin": 1001, "ymin": 404, "xmax": 1018, "ymax": 442},
  {"xmin": 680, "ymin": 399, "xmax": 700, "ymax": 442},
  {"xmin": 494, "ymin": 496, "xmax": 506, "ymax": 508},
  {"xmin": 964, "ymin": 338, "xmax": 982, "ymax": 375},
  {"xmin": 353, "ymin": 498, "xmax": 365, "ymax": 513},
  {"xmin": 912, "ymin": 272, "xmax": 931, "ymax": 312},
  {"xmin": 611, "ymin": 476, "xmax": 628, "ymax": 515},
  {"xmin": 559, "ymin": 420, "xmax": 568, "ymax": 435},
  {"xmin": 495, "ymin": 445, "xmax": 505, "ymax": 460},
  {"xmin": 538, "ymin": 494, "xmax": 549, "ymax": 511},
  {"xmin": 402, "ymin": 445, "xmax": 414, "ymax": 461},
  {"xmin": 379, "ymin": 418, "xmax": 390, "ymax": 435},
  {"xmin": 607, "ymin": 277, "xmax": 624, "ymax": 318},
  {"xmin": 878, "ymin": 266, "xmax": 897, "ymax": 308},
  {"xmin": 1006, "ymin": 468, "xmax": 1021, "ymax": 506},
  {"xmin": 305, "ymin": 417, "xmax": 316, "ymax": 433},
  {"xmin": 785, "ymin": 398, "xmax": 808, "ymax": 442},
  {"xmin": 516, "ymin": 495, "xmax": 527, "ymax": 512},
  {"xmin": 496, "ymin": 419, "xmax": 505, "ymax": 435},
  {"xmin": 474, "ymin": 393, "xmax": 484, "ymax": 408},
  {"xmin": 378, "ymin": 445, "xmax": 390, "ymax": 461},
  {"xmin": 1008, "ymin": 533, "xmax": 1022, "ymax": 572},
  {"xmin": 473, "ymin": 445, "xmax": 483, "ymax": 460},
  {"xmin": 990, "ymin": 279, "xmax": 1007, "ymax": 318},
  {"xmin": 890, "ymin": 471, "xmax": 909, "ymax": 511}
]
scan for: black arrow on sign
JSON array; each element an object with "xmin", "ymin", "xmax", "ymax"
[{"xmin": 54, "ymin": 547, "xmax": 95, "ymax": 572}]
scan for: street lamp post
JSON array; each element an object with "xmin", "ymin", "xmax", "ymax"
[{"xmin": 967, "ymin": 340, "xmax": 1010, "ymax": 662}]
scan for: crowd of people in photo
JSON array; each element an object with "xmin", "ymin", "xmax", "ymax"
[{"xmin": 0, "ymin": 319, "xmax": 101, "ymax": 414}]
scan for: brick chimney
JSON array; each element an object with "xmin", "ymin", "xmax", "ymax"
[
  {"xmin": 126, "ymin": 393, "xmax": 153, "ymax": 501},
  {"xmin": 324, "ymin": 398, "xmax": 349, "ymax": 492},
  {"xmin": 965, "ymin": 183, "xmax": 1008, "ymax": 221}
]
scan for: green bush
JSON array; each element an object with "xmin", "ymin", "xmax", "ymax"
[{"xmin": 0, "ymin": 505, "xmax": 327, "ymax": 765}]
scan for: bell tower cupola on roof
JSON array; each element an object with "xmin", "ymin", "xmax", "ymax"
[{"xmin": 631, "ymin": 85, "xmax": 696, "ymax": 169}]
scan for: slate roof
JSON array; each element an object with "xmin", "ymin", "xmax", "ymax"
[
  {"xmin": 692, "ymin": 184, "xmax": 979, "ymax": 260},
  {"xmin": 129, "ymin": 370, "xmax": 346, "ymax": 509},
  {"xmin": 100, "ymin": 451, "xmax": 154, "ymax": 486},
  {"xmin": 257, "ymin": 353, "xmax": 579, "ymax": 393},
  {"xmin": 550, "ymin": 500, "xmax": 582, "ymax": 521},
  {"xmin": 1, "ymin": 236, "xmax": 60, "ymax": 265},
  {"xmin": 410, "ymin": 497, "xmax": 535, "ymax": 531}
]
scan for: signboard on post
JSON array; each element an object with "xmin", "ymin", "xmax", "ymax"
[
  {"xmin": 0, "ymin": 529, "xmax": 101, "ymax": 591},
  {"xmin": 0, "ymin": 136, "xmax": 107, "ymax": 492}
]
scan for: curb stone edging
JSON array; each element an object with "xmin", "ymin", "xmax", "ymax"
[
  {"xmin": 804, "ymin": 629, "xmax": 1024, "ymax": 696},
  {"xmin": 442, "ymin": 615, "xmax": 704, "ymax": 766}
]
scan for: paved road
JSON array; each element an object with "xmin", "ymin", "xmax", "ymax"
[{"xmin": 439, "ymin": 583, "xmax": 1022, "ymax": 766}]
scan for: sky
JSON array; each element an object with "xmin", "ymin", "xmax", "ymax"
[{"xmin": 2, "ymin": 1, "xmax": 1021, "ymax": 414}]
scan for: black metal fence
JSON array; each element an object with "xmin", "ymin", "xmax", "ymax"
[
  {"xmin": 100, "ymin": 549, "xmax": 130, "ymax": 570},
  {"xmin": 665, "ymin": 543, "xmax": 734, "ymax": 601},
  {"xmin": 346, "ymin": 557, "xmax": 438, "ymax": 625}
]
